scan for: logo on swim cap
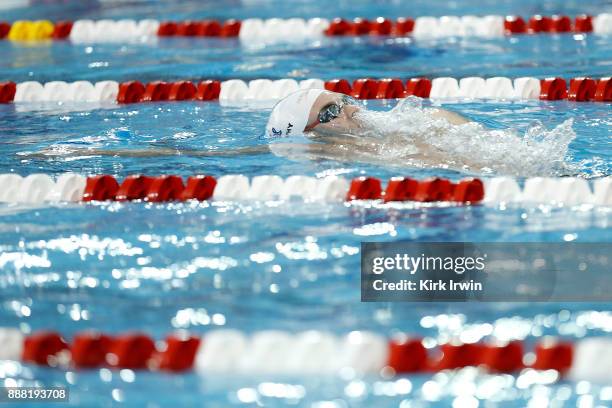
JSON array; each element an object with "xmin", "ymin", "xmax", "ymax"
[{"xmin": 266, "ymin": 89, "xmax": 327, "ymax": 138}]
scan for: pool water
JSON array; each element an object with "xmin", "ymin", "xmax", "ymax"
[{"xmin": 0, "ymin": 0, "xmax": 611, "ymax": 407}]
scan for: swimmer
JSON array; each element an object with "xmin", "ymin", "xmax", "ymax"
[
  {"xmin": 30, "ymin": 89, "xmax": 575, "ymax": 176},
  {"xmin": 266, "ymin": 88, "xmax": 469, "ymax": 140},
  {"xmin": 263, "ymin": 89, "xmax": 474, "ymax": 168}
]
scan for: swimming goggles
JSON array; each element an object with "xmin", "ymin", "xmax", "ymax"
[{"xmin": 304, "ymin": 95, "xmax": 358, "ymax": 131}]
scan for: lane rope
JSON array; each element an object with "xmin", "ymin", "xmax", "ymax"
[
  {"xmin": 0, "ymin": 174, "xmax": 610, "ymax": 206},
  {"xmin": 0, "ymin": 327, "xmax": 609, "ymax": 384},
  {"xmin": 0, "ymin": 14, "xmax": 611, "ymax": 42},
  {"xmin": 0, "ymin": 77, "xmax": 610, "ymax": 104}
]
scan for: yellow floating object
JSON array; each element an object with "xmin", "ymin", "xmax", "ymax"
[
  {"xmin": 28, "ymin": 20, "xmax": 54, "ymax": 40},
  {"xmin": 7, "ymin": 21, "xmax": 31, "ymax": 41},
  {"xmin": 8, "ymin": 20, "xmax": 54, "ymax": 41}
]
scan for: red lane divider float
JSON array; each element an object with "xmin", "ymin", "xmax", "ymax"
[
  {"xmin": 1, "ymin": 328, "xmax": 587, "ymax": 377},
  {"xmin": 71, "ymin": 332, "xmax": 114, "ymax": 368},
  {"xmin": 568, "ymin": 78, "xmax": 597, "ymax": 101},
  {"xmin": 22, "ymin": 331, "xmax": 69, "ymax": 366},
  {"xmin": 157, "ymin": 19, "xmax": 241, "ymax": 37},
  {"xmin": 540, "ymin": 77, "xmax": 568, "ymax": 100},
  {"xmin": 52, "ymin": 21, "xmax": 73, "ymax": 39},
  {"xmin": 0, "ymin": 22, "xmax": 11, "ymax": 39},
  {"xmin": 553, "ymin": 76, "xmax": 612, "ymax": 102},
  {"xmin": 81, "ymin": 175, "xmax": 119, "ymax": 201},
  {"xmin": 595, "ymin": 77, "xmax": 612, "ymax": 101},
  {"xmin": 0, "ymin": 81, "xmax": 17, "ymax": 103},
  {"xmin": 82, "ymin": 174, "xmax": 217, "ymax": 202},
  {"xmin": 147, "ymin": 175, "xmax": 186, "ymax": 202},
  {"xmin": 116, "ymin": 80, "xmax": 220, "ymax": 103},
  {"xmin": 325, "ymin": 17, "xmax": 414, "ymax": 36},
  {"xmin": 524, "ymin": 15, "xmax": 569, "ymax": 33},
  {"xmin": 346, "ymin": 177, "xmax": 484, "ymax": 203}
]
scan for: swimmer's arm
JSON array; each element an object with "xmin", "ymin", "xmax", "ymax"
[
  {"xmin": 430, "ymin": 108, "xmax": 470, "ymax": 125},
  {"xmin": 29, "ymin": 142, "xmax": 352, "ymax": 162},
  {"xmin": 29, "ymin": 145, "xmax": 273, "ymax": 158}
]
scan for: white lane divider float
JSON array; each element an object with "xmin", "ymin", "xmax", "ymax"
[
  {"xmin": 513, "ymin": 77, "xmax": 542, "ymax": 99},
  {"xmin": 430, "ymin": 77, "xmax": 460, "ymax": 98},
  {"xmin": 413, "ymin": 15, "xmax": 505, "ymax": 38},
  {"xmin": 213, "ymin": 175, "xmax": 349, "ymax": 202},
  {"xmin": 0, "ymin": 328, "xmax": 24, "ymax": 361},
  {"xmin": 568, "ymin": 337, "xmax": 612, "ymax": 384},
  {"xmin": 14, "ymin": 81, "xmax": 119, "ymax": 103},
  {"xmin": 432, "ymin": 76, "xmax": 542, "ymax": 99},
  {"xmin": 483, "ymin": 77, "xmax": 515, "ymax": 99},
  {"xmin": 238, "ymin": 18, "xmax": 329, "ymax": 44},
  {"xmin": 0, "ymin": 174, "xmax": 23, "ymax": 202},
  {"xmin": 69, "ymin": 19, "xmax": 159, "ymax": 43},
  {"xmin": 0, "ymin": 173, "xmax": 86, "ymax": 204},
  {"xmin": 483, "ymin": 177, "xmax": 612, "ymax": 206},
  {"xmin": 220, "ymin": 78, "xmax": 324, "ymax": 103},
  {"xmin": 213, "ymin": 175, "xmax": 250, "ymax": 201},
  {"xmin": 17, "ymin": 174, "xmax": 55, "ymax": 203},
  {"xmin": 14, "ymin": 81, "xmax": 45, "ymax": 102},
  {"xmin": 282, "ymin": 176, "xmax": 319, "ymax": 201},
  {"xmin": 593, "ymin": 13, "xmax": 612, "ymax": 35}
]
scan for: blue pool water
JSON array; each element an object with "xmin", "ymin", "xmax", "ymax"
[{"xmin": 1, "ymin": 0, "xmax": 611, "ymax": 407}]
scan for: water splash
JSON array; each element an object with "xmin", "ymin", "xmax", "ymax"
[{"xmin": 352, "ymin": 97, "xmax": 578, "ymax": 177}]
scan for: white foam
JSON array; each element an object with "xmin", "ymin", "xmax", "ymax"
[{"xmin": 351, "ymin": 97, "xmax": 576, "ymax": 176}]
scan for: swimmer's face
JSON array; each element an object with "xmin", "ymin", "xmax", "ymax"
[{"xmin": 303, "ymin": 92, "xmax": 363, "ymax": 138}]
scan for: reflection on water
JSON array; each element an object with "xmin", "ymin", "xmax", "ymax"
[{"xmin": 0, "ymin": 1, "xmax": 610, "ymax": 406}]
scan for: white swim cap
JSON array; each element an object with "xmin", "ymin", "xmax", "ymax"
[{"xmin": 266, "ymin": 89, "xmax": 326, "ymax": 138}]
